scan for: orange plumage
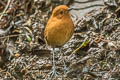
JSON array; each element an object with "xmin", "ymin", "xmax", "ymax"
[{"xmin": 44, "ymin": 5, "xmax": 74, "ymax": 48}]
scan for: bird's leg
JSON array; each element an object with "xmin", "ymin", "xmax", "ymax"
[
  {"xmin": 59, "ymin": 48, "xmax": 69, "ymax": 74},
  {"xmin": 49, "ymin": 48, "xmax": 59, "ymax": 78}
]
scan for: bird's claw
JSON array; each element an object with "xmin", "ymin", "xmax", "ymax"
[
  {"xmin": 48, "ymin": 67, "xmax": 60, "ymax": 79},
  {"xmin": 63, "ymin": 67, "xmax": 69, "ymax": 75}
]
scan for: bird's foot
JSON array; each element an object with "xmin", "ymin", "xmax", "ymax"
[
  {"xmin": 48, "ymin": 66, "xmax": 60, "ymax": 79},
  {"xmin": 63, "ymin": 66, "xmax": 69, "ymax": 75}
]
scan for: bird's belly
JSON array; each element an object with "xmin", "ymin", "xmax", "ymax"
[
  {"xmin": 47, "ymin": 33, "xmax": 67, "ymax": 47},
  {"xmin": 47, "ymin": 28, "xmax": 72, "ymax": 47}
]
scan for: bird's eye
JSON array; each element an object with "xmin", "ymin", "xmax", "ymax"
[{"xmin": 60, "ymin": 11, "xmax": 64, "ymax": 15}]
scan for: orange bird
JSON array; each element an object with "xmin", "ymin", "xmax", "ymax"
[{"xmin": 44, "ymin": 5, "xmax": 74, "ymax": 77}]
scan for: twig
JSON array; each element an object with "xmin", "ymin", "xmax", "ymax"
[
  {"xmin": 70, "ymin": 4, "xmax": 104, "ymax": 10},
  {"xmin": 93, "ymin": 18, "xmax": 99, "ymax": 29},
  {"xmin": 0, "ymin": 34, "xmax": 27, "ymax": 39},
  {"xmin": 72, "ymin": 37, "xmax": 89, "ymax": 54},
  {"xmin": 74, "ymin": 0, "xmax": 101, "ymax": 4},
  {"xmin": 0, "ymin": 0, "xmax": 11, "ymax": 21},
  {"xmin": 70, "ymin": 49, "xmax": 105, "ymax": 68},
  {"xmin": 0, "ymin": 0, "xmax": 6, "ymax": 6}
]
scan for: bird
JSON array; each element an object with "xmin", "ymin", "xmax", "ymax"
[{"xmin": 44, "ymin": 5, "xmax": 74, "ymax": 78}]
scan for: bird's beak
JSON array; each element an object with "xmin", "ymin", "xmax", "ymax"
[{"xmin": 68, "ymin": 8, "xmax": 72, "ymax": 11}]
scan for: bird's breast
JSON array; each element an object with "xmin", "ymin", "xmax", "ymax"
[{"xmin": 44, "ymin": 17, "xmax": 74, "ymax": 48}]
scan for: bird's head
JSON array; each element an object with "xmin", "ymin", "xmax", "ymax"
[{"xmin": 52, "ymin": 5, "xmax": 71, "ymax": 19}]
